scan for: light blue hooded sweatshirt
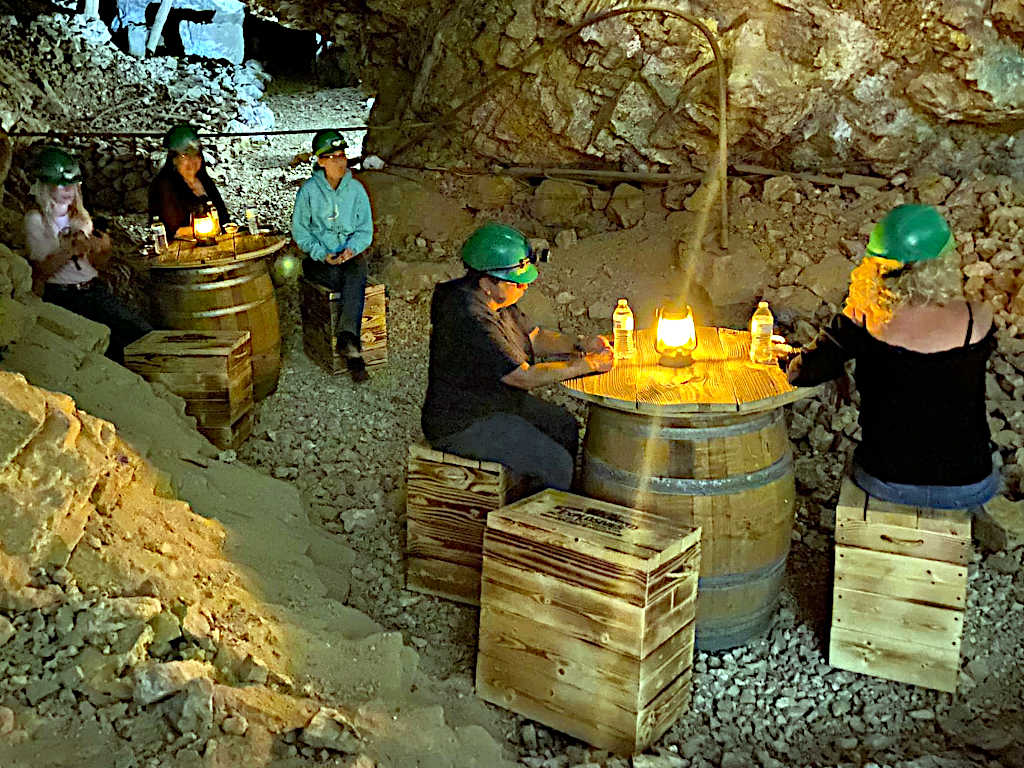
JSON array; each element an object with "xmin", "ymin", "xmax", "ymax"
[{"xmin": 292, "ymin": 167, "xmax": 373, "ymax": 262}]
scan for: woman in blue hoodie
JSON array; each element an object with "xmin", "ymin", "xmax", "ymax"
[{"xmin": 292, "ymin": 129, "xmax": 374, "ymax": 381}]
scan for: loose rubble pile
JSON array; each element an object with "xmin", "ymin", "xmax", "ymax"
[{"xmin": 0, "ymin": 14, "xmax": 272, "ymax": 214}]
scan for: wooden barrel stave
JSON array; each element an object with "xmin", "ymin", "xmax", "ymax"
[
  {"xmin": 581, "ymin": 406, "xmax": 795, "ymax": 651},
  {"xmin": 149, "ymin": 260, "xmax": 281, "ymax": 400}
]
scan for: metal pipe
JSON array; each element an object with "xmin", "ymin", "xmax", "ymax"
[{"xmin": 388, "ymin": 4, "xmax": 730, "ymax": 248}]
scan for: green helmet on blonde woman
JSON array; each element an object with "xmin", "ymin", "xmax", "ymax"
[
  {"xmin": 163, "ymin": 124, "xmax": 202, "ymax": 155},
  {"xmin": 866, "ymin": 205, "xmax": 954, "ymax": 263},
  {"xmin": 460, "ymin": 223, "xmax": 538, "ymax": 284},
  {"xmin": 32, "ymin": 147, "xmax": 82, "ymax": 185}
]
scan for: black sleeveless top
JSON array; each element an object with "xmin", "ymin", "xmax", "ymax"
[{"xmin": 788, "ymin": 311, "xmax": 995, "ymax": 486}]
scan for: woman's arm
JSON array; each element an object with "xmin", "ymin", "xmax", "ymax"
[
  {"xmin": 786, "ymin": 315, "xmax": 860, "ymax": 386},
  {"xmin": 291, "ymin": 186, "xmax": 329, "ymax": 261},
  {"xmin": 529, "ymin": 327, "xmax": 576, "ymax": 358},
  {"xmin": 344, "ymin": 183, "xmax": 373, "ymax": 257},
  {"xmin": 501, "ymin": 349, "xmax": 613, "ymax": 389}
]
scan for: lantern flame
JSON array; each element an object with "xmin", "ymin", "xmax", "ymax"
[
  {"xmin": 192, "ymin": 211, "xmax": 218, "ymax": 243},
  {"xmin": 656, "ymin": 304, "xmax": 697, "ymax": 367}
]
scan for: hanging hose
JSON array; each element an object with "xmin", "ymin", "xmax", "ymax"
[{"xmin": 387, "ymin": 4, "xmax": 729, "ymax": 248}]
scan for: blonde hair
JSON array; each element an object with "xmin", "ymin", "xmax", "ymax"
[
  {"xmin": 843, "ymin": 250, "xmax": 964, "ymax": 333},
  {"xmin": 29, "ymin": 180, "xmax": 93, "ymax": 237}
]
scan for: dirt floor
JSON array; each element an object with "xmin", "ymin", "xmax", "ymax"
[{"xmin": 177, "ymin": 78, "xmax": 1024, "ymax": 767}]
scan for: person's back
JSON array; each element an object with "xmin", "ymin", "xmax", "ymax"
[
  {"xmin": 787, "ymin": 205, "xmax": 999, "ymax": 509},
  {"xmin": 832, "ymin": 301, "xmax": 995, "ymax": 487},
  {"xmin": 421, "ymin": 274, "xmax": 531, "ymax": 443}
]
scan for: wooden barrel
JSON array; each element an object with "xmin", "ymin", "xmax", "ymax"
[
  {"xmin": 148, "ymin": 259, "xmax": 281, "ymax": 400},
  {"xmin": 581, "ymin": 404, "xmax": 794, "ymax": 651}
]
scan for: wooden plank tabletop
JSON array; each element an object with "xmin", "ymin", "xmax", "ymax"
[
  {"xmin": 142, "ymin": 233, "xmax": 288, "ymax": 270},
  {"xmin": 563, "ymin": 326, "xmax": 821, "ymax": 415}
]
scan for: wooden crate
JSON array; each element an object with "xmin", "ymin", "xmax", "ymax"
[
  {"xmin": 476, "ymin": 490, "xmax": 701, "ymax": 754},
  {"xmin": 828, "ymin": 477, "xmax": 970, "ymax": 693},
  {"xmin": 124, "ymin": 330, "xmax": 253, "ymax": 450},
  {"xmin": 405, "ymin": 444, "xmax": 527, "ymax": 605},
  {"xmin": 300, "ymin": 279, "xmax": 387, "ymax": 375}
]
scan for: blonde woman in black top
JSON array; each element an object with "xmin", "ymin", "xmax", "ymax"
[{"xmin": 787, "ymin": 204, "xmax": 998, "ymax": 509}]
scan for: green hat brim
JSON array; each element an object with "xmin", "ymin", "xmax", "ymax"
[{"xmin": 487, "ymin": 263, "xmax": 538, "ymax": 284}]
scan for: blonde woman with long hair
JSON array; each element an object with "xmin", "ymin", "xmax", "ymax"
[
  {"xmin": 785, "ymin": 204, "xmax": 998, "ymax": 509},
  {"xmin": 24, "ymin": 147, "xmax": 151, "ymax": 363}
]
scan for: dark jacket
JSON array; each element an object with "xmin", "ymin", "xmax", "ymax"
[{"xmin": 148, "ymin": 159, "xmax": 229, "ymax": 235}]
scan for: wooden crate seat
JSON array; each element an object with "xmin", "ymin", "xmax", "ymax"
[
  {"xmin": 124, "ymin": 330, "xmax": 254, "ymax": 449},
  {"xmin": 828, "ymin": 477, "xmax": 971, "ymax": 693},
  {"xmin": 300, "ymin": 278, "xmax": 387, "ymax": 375},
  {"xmin": 476, "ymin": 490, "xmax": 702, "ymax": 754},
  {"xmin": 405, "ymin": 444, "xmax": 528, "ymax": 605}
]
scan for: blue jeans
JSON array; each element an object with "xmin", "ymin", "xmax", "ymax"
[
  {"xmin": 431, "ymin": 401, "xmax": 579, "ymax": 491},
  {"xmin": 302, "ymin": 255, "xmax": 368, "ymax": 348},
  {"xmin": 43, "ymin": 280, "xmax": 152, "ymax": 363},
  {"xmin": 852, "ymin": 463, "xmax": 1001, "ymax": 510}
]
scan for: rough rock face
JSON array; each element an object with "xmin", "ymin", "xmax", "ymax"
[
  {"xmin": 255, "ymin": 0, "xmax": 1024, "ymax": 177},
  {"xmin": 0, "ymin": 15, "xmax": 271, "ymax": 215}
]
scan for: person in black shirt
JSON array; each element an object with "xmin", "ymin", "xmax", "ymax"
[
  {"xmin": 422, "ymin": 223, "xmax": 614, "ymax": 491},
  {"xmin": 786, "ymin": 205, "xmax": 999, "ymax": 509},
  {"xmin": 148, "ymin": 124, "xmax": 230, "ymax": 239}
]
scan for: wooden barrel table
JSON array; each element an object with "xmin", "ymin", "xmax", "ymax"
[
  {"xmin": 145, "ymin": 234, "xmax": 286, "ymax": 401},
  {"xmin": 563, "ymin": 326, "xmax": 820, "ymax": 651}
]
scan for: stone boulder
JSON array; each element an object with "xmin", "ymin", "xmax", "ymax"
[
  {"xmin": 606, "ymin": 183, "xmax": 645, "ymax": 228},
  {"xmin": 799, "ymin": 253, "xmax": 855, "ymax": 306},
  {"xmin": 531, "ymin": 179, "xmax": 587, "ymax": 227}
]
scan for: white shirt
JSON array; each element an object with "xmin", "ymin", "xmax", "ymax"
[{"xmin": 24, "ymin": 209, "xmax": 98, "ymax": 285}]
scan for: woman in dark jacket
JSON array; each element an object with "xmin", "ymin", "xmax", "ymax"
[
  {"xmin": 148, "ymin": 123, "xmax": 230, "ymax": 238},
  {"xmin": 786, "ymin": 205, "xmax": 999, "ymax": 509}
]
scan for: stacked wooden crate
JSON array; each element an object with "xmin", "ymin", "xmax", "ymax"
[
  {"xmin": 829, "ymin": 477, "xmax": 971, "ymax": 693},
  {"xmin": 124, "ymin": 331, "xmax": 253, "ymax": 449},
  {"xmin": 477, "ymin": 490, "xmax": 701, "ymax": 754},
  {"xmin": 405, "ymin": 444, "xmax": 527, "ymax": 605},
  {"xmin": 300, "ymin": 279, "xmax": 387, "ymax": 375}
]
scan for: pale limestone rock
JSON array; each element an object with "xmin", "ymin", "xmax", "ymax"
[
  {"xmin": 134, "ymin": 660, "xmax": 216, "ymax": 705},
  {"xmin": 466, "ymin": 175, "xmax": 518, "ymax": 210},
  {"xmin": 762, "ymin": 175, "xmax": 797, "ymax": 204},
  {"xmin": 531, "ymin": 179, "xmax": 586, "ymax": 227},
  {"xmin": 974, "ymin": 496, "xmax": 1024, "ymax": 552},
  {"xmin": 301, "ymin": 707, "xmax": 361, "ymax": 752},
  {"xmin": 162, "ymin": 677, "xmax": 214, "ymax": 736},
  {"xmin": 0, "ymin": 371, "xmax": 46, "ymax": 468},
  {"xmin": 799, "ymin": 253, "xmax": 855, "ymax": 305},
  {"xmin": 607, "ymin": 183, "xmax": 644, "ymax": 228},
  {"xmin": 0, "ymin": 375, "xmax": 113, "ymax": 570},
  {"xmin": 0, "ymin": 615, "xmax": 13, "ymax": 645}
]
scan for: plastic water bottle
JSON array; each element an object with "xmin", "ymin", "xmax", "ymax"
[
  {"xmin": 149, "ymin": 217, "xmax": 167, "ymax": 252},
  {"xmin": 245, "ymin": 207, "xmax": 259, "ymax": 236},
  {"xmin": 613, "ymin": 298, "xmax": 635, "ymax": 359},
  {"xmin": 749, "ymin": 300, "xmax": 774, "ymax": 364}
]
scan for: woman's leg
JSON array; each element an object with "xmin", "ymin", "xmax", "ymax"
[
  {"xmin": 507, "ymin": 395, "xmax": 580, "ymax": 458},
  {"xmin": 432, "ymin": 413, "xmax": 574, "ymax": 491}
]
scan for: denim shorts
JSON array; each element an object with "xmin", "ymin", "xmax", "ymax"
[{"xmin": 852, "ymin": 463, "xmax": 1001, "ymax": 510}]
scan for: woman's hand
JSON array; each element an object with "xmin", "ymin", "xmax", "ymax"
[
  {"xmin": 326, "ymin": 248, "xmax": 355, "ymax": 265},
  {"xmin": 580, "ymin": 334, "xmax": 612, "ymax": 355},
  {"xmin": 584, "ymin": 348, "xmax": 614, "ymax": 374}
]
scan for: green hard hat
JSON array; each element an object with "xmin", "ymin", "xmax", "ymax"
[
  {"xmin": 33, "ymin": 147, "xmax": 82, "ymax": 185},
  {"xmin": 460, "ymin": 223, "xmax": 538, "ymax": 284},
  {"xmin": 164, "ymin": 124, "xmax": 201, "ymax": 154},
  {"xmin": 866, "ymin": 205, "xmax": 953, "ymax": 263},
  {"xmin": 312, "ymin": 129, "xmax": 348, "ymax": 157}
]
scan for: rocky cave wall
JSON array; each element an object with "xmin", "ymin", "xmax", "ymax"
[{"xmin": 253, "ymin": 0, "xmax": 1024, "ymax": 176}]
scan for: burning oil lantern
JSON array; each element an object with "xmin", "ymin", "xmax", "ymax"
[
  {"xmin": 192, "ymin": 204, "xmax": 219, "ymax": 245},
  {"xmin": 655, "ymin": 303, "xmax": 698, "ymax": 367}
]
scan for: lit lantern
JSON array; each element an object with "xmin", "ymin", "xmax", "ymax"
[
  {"xmin": 655, "ymin": 303, "xmax": 698, "ymax": 367},
  {"xmin": 192, "ymin": 206, "xmax": 219, "ymax": 245}
]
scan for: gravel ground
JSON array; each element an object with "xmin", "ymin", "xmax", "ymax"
[{"xmin": 222, "ymin": 82, "xmax": 1024, "ymax": 768}]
